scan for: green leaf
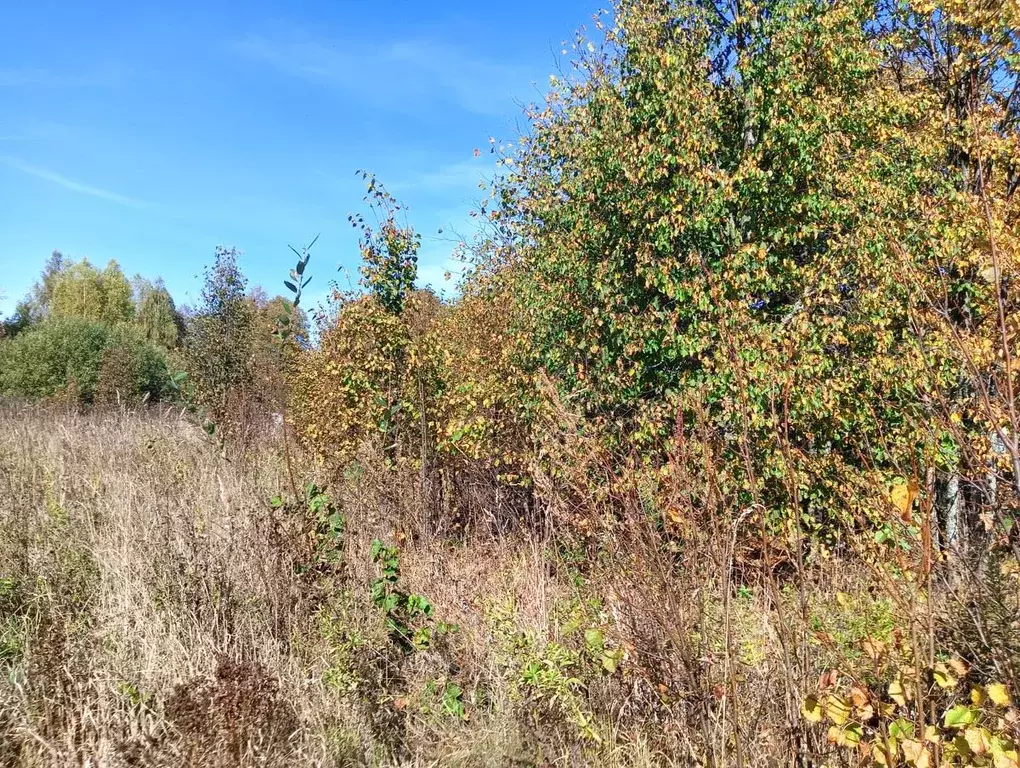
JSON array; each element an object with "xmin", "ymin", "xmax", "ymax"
[
  {"xmin": 890, "ymin": 717, "xmax": 915, "ymax": 740},
  {"xmin": 944, "ymin": 704, "xmax": 980, "ymax": 729},
  {"xmin": 601, "ymin": 649, "xmax": 622, "ymax": 674},
  {"xmin": 584, "ymin": 628, "xmax": 605, "ymax": 651}
]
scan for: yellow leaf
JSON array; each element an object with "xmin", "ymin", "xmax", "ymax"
[
  {"xmin": 842, "ymin": 724, "xmax": 863, "ymax": 746},
  {"xmin": 890, "ymin": 482, "xmax": 911, "ymax": 514},
  {"xmin": 902, "ymin": 738, "xmax": 931, "ymax": 768},
  {"xmin": 991, "ymin": 736, "xmax": 1020, "ymax": 766},
  {"xmin": 889, "ymin": 675, "xmax": 908, "ymax": 707},
  {"xmin": 965, "ymin": 726, "xmax": 992, "ymax": 755},
  {"xmin": 988, "ymin": 683, "xmax": 1013, "ymax": 707},
  {"xmin": 889, "ymin": 478, "xmax": 919, "ymax": 517},
  {"xmin": 934, "ymin": 661, "xmax": 959, "ymax": 689},
  {"xmin": 873, "ymin": 740, "xmax": 892, "ymax": 766},
  {"xmin": 802, "ymin": 694, "xmax": 824, "ymax": 723},
  {"xmin": 826, "ymin": 694, "xmax": 851, "ymax": 725},
  {"xmin": 973, "ymin": 686, "xmax": 988, "ymax": 706},
  {"xmin": 993, "ymin": 752, "xmax": 1020, "ymax": 768}
]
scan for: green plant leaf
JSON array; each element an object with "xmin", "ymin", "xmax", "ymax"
[{"xmin": 944, "ymin": 704, "xmax": 980, "ymax": 729}]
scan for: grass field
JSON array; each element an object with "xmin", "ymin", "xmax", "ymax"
[{"xmin": 0, "ymin": 406, "xmax": 1015, "ymax": 767}]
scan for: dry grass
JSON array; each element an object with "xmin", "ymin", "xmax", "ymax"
[{"xmin": 1, "ymin": 406, "xmax": 1011, "ymax": 767}]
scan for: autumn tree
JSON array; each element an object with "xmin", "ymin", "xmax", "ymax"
[
  {"xmin": 134, "ymin": 277, "xmax": 185, "ymax": 349},
  {"xmin": 49, "ymin": 259, "xmax": 134, "ymax": 324},
  {"xmin": 182, "ymin": 246, "xmax": 255, "ymax": 421},
  {"xmin": 486, "ymin": 0, "xmax": 1013, "ymax": 536}
]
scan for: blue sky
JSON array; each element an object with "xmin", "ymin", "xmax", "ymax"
[{"xmin": 0, "ymin": 0, "xmax": 594, "ymax": 315}]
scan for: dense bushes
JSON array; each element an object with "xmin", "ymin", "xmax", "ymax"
[
  {"xmin": 0, "ymin": 317, "xmax": 170, "ymax": 404},
  {"xmin": 181, "ymin": 246, "xmax": 308, "ymax": 438},
  {"xmin": 291, "ymin": 181, "xmax": 532, "ymax": 526},
  {"xmin": 480, "ymin": 0, "xmax": 1016, "ymax": 538},
  {"xmin": 0, "ymin": 253, "xmax": 183, "ymax": 407},
  {"xmin": 0, "ymin": 245, "xmax": 301, "ymax": 424},
  {"xmin": 284, "ymin": 7, "xmax": 1019, "ymax": 759},
  {"xmin": 288, "ymin": 0, "xmax": 1018, "ymax": 545},
  {"xmin": 292, "ymin": 292, "xmax": 427, "ymax": 468}
]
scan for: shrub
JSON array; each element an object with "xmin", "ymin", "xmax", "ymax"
[
  {"xmin": 0, "ymin": 317, "xmax": 170, "ymax": 404},
  {"xmin": 291, "ymin": 291, "xmax": 421, "ymax": 468},
  {"xmin": 483, "ymin": 0, "xmax": 1017, "ymax": 540}
]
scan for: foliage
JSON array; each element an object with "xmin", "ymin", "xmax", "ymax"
[
  {"xmin": 95, "ymin": 341, "xmax": 140, "ymax": 406},
  {"xmin": 181, "ymin": 245, "xmax": 310, "ymax": 434},
  {"xmin": 351, "ymin": 173, "xmax": 419, "ymax": 316},
  {"xmin": 1, "ymin": 300, "xmax": 34, "ymax": 338},
  {"xmin": 802, "ymin": 638, "xmax": 1020, "ymax": 767},
  {"xmin": 275, "ymin": 236, "xmax": 316, "ymax": 345},
  {"xmin": 424, "ymin": 268, "xmax": 535, "ymax": 483},
  {"xmin": 291, "ymin": 292, "xmax": 418, "ymax": 467},
  {"xmin": 270, "ymin": 483, "xmax": 344, "ymax": 576},
  {"xmin": 3, "ymin": 0, "xmax": 1018, "ymax": 760},
  {"xmin": 292, "ymin": 193, "xmax": 532, "ymax": 518},
  {"xmin": 48, "ymin": 258, "xmax": 135, "ymax": 325},
  {"xmin": 293, "ymin": 179, "xmax": 434, "ymax": 472},
  {"xmin": 369, "ymin": 539, "xmax": 456, "ymax": 653},
  {"xmin": 291, "ymin": 174, "xmax": 447, "ymax": 472},
  {"xmin": 182, "ymin": 246, "xmax": 255, "ymax": 420},
  {"xmin": 479, "ymin": 0, "xmax": 1019, "ymax": 537},
  {"xmin": 488, "ymin": 598, "xmax": 603, "ymax": 742},
  {"xmin": 5, "ymin": 250, "xmax": 67, "ymax": 331},
  {"xmin": 134, "ymin": 277, "xmax": 185, "ymax": 349},
  {"xmin": 0, "ymin": 317, "xmax": 170, "ymax": 404}
]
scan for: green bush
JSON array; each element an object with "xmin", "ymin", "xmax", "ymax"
[{"xmin": 0, "ymin": 317, "xmax": 171, "ymax": 404}]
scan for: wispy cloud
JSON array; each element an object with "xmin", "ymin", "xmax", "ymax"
[
  {"xmin": 232, "ymin": 31, "xmax": 536, "ymax": 116},
  {"xmin": 0, "ymin": 156, "xmax": 151, "ymax": 209}
]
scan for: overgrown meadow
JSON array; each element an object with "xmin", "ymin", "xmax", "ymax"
[{"xmin": 2, "ymin": 1, "xmax": 1019, "ymax": 766}]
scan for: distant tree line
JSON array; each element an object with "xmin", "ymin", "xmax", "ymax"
[{"xmin": 0, "ymin": 248, "xmax": 305, "ymax": 417}]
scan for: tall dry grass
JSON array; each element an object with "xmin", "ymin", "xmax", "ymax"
[
  {"xmin": 0, "ymin": 405, "xmax": 1015, "ymax": 767},
  {"xmin": 0, "ymin": 406, "xmax": 671, "ymax": 766}
]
